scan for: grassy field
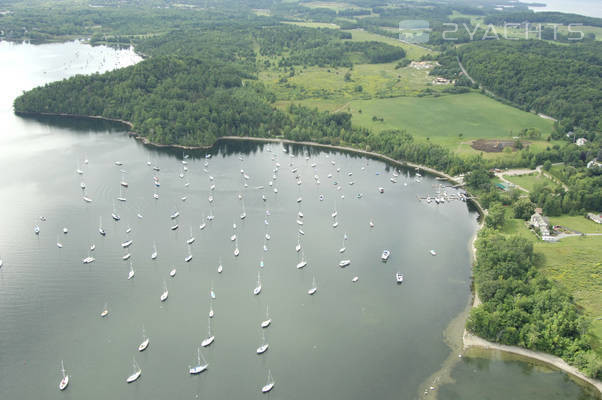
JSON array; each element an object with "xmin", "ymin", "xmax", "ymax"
[
  {"xmin": 262, "ymin": 61, "xmax": 439, "ymax": 100},
  {"xmin": 505, "ymin": 173, "xmax": 554, "ymax": 192},
  {"xmin": 346, "ymin": 29, "xmax": 435, "ymax": 60},
  {"xmin": 548, "ymin": 215, "xmax": 602, "ymax": 234},
  {"xmin": 534, "ymin": 236, "xmax": 602, "ymax": 353},
  {"xmin": 300, "ymin": 1, "xmax": 369, "ymax": 11},
  {"xmin": 282, "ymin": 21, "xmax": 340, "ymax": 29}
]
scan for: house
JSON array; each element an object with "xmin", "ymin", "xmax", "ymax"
[
  {"xmin": 530, "ymin": 210, "xmax": 551, "ymax": 239},
  {"xmin": 587, "ymin": 213, "xmax": 602, "ymax": 224},
  {"xmin": 587, "ymin": 159, "xmax": 601, "ymax": 169},
  {"xmin": 576, "ymin": 138, "xmax": 588, "ymax": 146}
]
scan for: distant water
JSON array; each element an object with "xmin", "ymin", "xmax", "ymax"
[
  {"xmin": 0, "ymin": 41, "xmax": 597, "ymax": 400},
  {"xmin": 527, "ymin": 0, "xmax": 602, "ymax": 18}
]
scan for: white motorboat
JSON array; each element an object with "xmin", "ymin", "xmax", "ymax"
[
  {"xmin": 170, "ymin": 224, "xmax": 179, "ymax": 231},
  {"xmin": 381, "ymin": 250, "xmax": 391, "ymax": 261},
  {"xmin": 83, "ymin": 196, "xmax": 93, "ymax": 203},
  {"xmin": 169, "ymin": 268, "xmax": 176, "ymax": 277},
  {"xmin": 121, "ymin": 239, "xmax": 133, "ymax": 248},
  {"xmin": 82, "ymin": 256, "xmax": 95, "ymax": 264},
  {"xmin": 170, "ymin": 210, "xmax": 180, "ymax": 220},
  {"xmin": 122, "ymin": 253, "xmax": 131, "ymax": 260},
  {"xmin": 396, "ymin": 273, "xmax": 404, "ymax": 283},
  {"xmin": 339, "ymin": 259, "xmax": 351, "ymax": 267},
  {"xmin": 34, "ymin": 225, "xmax": 40, "ymax": 235},
  {"xmin": 352, "ymin": 276, "xmax": 359, "ymax": 283},
  {"xmin": 100, "ymin": 303, "xmax": 109, "ymax": 318},
  {"xmin": 430, "ymin": 249, "xmax": 437, "ymax": 256}
]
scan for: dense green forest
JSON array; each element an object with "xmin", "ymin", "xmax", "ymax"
[
  {"xmin": 457, "ymin": 40, "xmax": 602, "ymax": 133},
  {"xmin": 467, "ymin": 229, "xmax": 601, "ymax": 379}
]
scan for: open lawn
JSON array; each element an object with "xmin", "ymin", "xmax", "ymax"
[
  {"xmin": 282, "ymin": 21, "xmax": 340, "ymax": 29},
  {"xmin": 505, "ymin": 172, "xmax": 555, "ymax": 193},
  {"xmin": 548, "ymin": 215, "xmax": 602, "ymax": 234},
  {"xmin": 347, "ymin": 92, "xmax": 554, "ymax": 146},
  {"xmin": 301, "ymin": 1, "xmax": 369, "ymax": 11},
  {"xmin": 535, "ymin": 236, "xmax": 602, "ymax": 353}
]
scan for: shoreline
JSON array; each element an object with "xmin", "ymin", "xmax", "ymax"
[{"xmin": 14, "ymin": 110, "xmax": 599, "ymax": 394}]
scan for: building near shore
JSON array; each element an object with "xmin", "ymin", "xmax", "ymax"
[{"xmin": 529, "ymin": 209, "xmax": 552, "ymax": 240}]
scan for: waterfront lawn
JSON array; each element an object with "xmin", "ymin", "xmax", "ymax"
[
  {"xmin": 547, "ymin": 215, "xmax": 602, "ymax": 234},
  {"xmin": 534, "ymin": 236, "xmax": 602, "ymax": 354},
  {"xmin": 505, "ymin": 173, "xmax": 555, "ymax": 193}
]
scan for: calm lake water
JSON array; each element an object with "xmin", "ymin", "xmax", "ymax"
[
  {"xmin": 526, "ymin": 0, "xmax": 602, "ymax": 18},
  {"xmin": 0, "ymin": 41, "xmax": 598, "ymax": 400}
]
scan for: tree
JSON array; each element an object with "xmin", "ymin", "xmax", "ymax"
[
  {"xmin": 513, "ymin": 198, "xmax": 536, "ymax": 220},
  {"xmin": 543, "ymin": 160, "xmax": 552, "ymax": 171},
  {"xmin": 486, "ymin": 203, "xmax": 506, "ymax": 229},
  {"xmin": 466, "ymin": 167, "xmax": 492, "ymax": 191}
]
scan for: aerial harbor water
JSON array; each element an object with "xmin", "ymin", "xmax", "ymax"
[{"xmin": 0, "ymin": 41, "xmax": 598, "ymax": 400}]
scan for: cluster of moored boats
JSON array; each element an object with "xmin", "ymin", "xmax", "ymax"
[{"xmin": 17, "ymin": 145, "xmax": 441, "ymax": 394}]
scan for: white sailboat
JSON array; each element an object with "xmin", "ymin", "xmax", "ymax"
[
  {"xmin": 122, "ymin": 253, "xmax": 131, "ymax": 261},
  {"xmin": 339, "ymin": 233, "xmax": 347, "ymax": 253},
  {"xmin": 261, "ymin": 369, "xmax": 275, "ymax": 393},
  {"xmin": 218, "ymin": 257, "xmax": 223, "ymax": 274},
  {"xmin": 100, "ymin": 303, "xmax": 109, "ymax": 318},
  {"xmin": 58, "ymin": 360, "xmax": 69, "ymax": 391},
  {"xmin": 240, "ymin": 200, "xmax": 247, "ymax": 220},
  {"xmin": 151, "ymin": 242, "xmax": 158, "ymax": 260},
  {"xmin": 56, "ymin": 235, "xmax": 63, "ymax": 248},
  {"xmin": 261, "ymin": 305, "xmax": 271, "ymax": 328},
  {"xmin": 187, "ymin": 227, "xmax": 195, "ymax": 244},
  {"xmin": 170, "ymin": 209, "xmax": 180, "ymax": 220},
  {"xmin": 307, "ymin": 276, "xmax": 317, "ymax": 295},
  {"xmin": 169, "ymin": 267, "xmax": 176, "ymax": 277},
  {"xmin": 189, "ymin": 347, "xmax": 208, "ymax": 375},
  {"xmin": 121, "ymin": 239, "xmax": 133, "ymax": 248},
  {"xmin": 128, "ymin": 261, "xmax": 135, "ymax": 280},
  {"xmin": 210, "ymin": 283, "xmax": 216, "ymax": 299},
  {"xmin": 111, "ymin": 201, "xmax": 120, "ymax": 221},
  {"xmin": 98, "ymin": 216, "xmax": 106, "ymax": 236},
  {"xmin": 295, "ymin": 234, "xmax": 301, "ymax": 253},
  {"xmin": 126, "ymin": 357, "xmax": 142, "ymax": 383},
  {"xmin": 253, "ymin": 272, "xmax": 262, "ymax": 295},
  {"xmin": 160, "ymin": 281, "xmax": 168, "ymax": 302},
  {"xmin": 185, "ymin": 245, "xmax": 192, "ymax": 262},
  {"xmin": 296, "ymin": 251, "xmax": 307, "ymax": 269},
  {"xmin": 234, "ymin": 237, "xmax": 240, "ymax": 257},
  {"xmin": 201, "ymin": 319, "xmax": 215, "ymax": 347},
  {"xmin": 256, "ymin": 331, "xmax": 269, "ymax": 354},
  {"xmin": 116, "ymin": 186, "xmax": 127, "ymax": 202},
  {"xmin": 339, "ymin": 259, "xmax": 351, "ymax": 267},
  {"xmin": 209, "ymin": 299, "xmax": 214, "ymax": 318},
  {"xmin": 138, "ymin": 327, "xmax": 149, "ymax": 351}
]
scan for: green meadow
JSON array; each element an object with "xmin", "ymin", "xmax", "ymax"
[{"xmin": 505, "ymin": 173, "xmax": 555, "ymax": 193}]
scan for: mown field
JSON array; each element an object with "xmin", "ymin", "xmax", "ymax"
[
  {"xmin": 505, "ymin": 172, "xmax": 554, "ymax": 192},
  {"xmin": 548, "ymin": 215, "xmax": 602, "ymax": 234}
]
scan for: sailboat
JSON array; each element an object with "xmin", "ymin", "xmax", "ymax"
[
  {"xmin": 34, "ymin": 224, "xmax": 40, "ymax": 235},
  {"xmin": 261, "ymin": 369, "xmax": 275, "ymax": 393},
  {"xmin": 187, "ymin": 227, "xmax": 195, "ymax": 244},
  {"xmin": 240, "ymin": 200, "xmax": 247, "ymax": 220},
  {"xmin": 308, "ymin": 276, "xmax": 317, "ymax": 295},
  {"xmin": 170, "ymin": 209, "xmax": 180, "ymax": 220},
  {"xmin": 210, "ymin": 283, "xmax": 216, "ymax": 299},
  {"xmin": 201, "ymin": 319, "xmax": 215, "ymax": 347},
  {"xmin": 185, "ymin": 245, "xmax": 192, "ymax": 262},
  {"xmin": 126, "ymin": 357, "xmax": 142, "ymax": 383},
  {"xmin": 121, "ymin": 239, "xmax": 133, "ymax": 248},
  {"xmin": 111, "ymin": 201, "xmax": 120, "ymax": 221},
  {"xmin": 160, "ymin": 281, "xmax": 168, "ymax": 302},
  {"xmin": 82, "ymin": 250, "xmax": 95, "ymax": 264},
  {"xmin": 253, "ymin": 272, "xmax": 262, "ymax": 295},
  {"xmin": 256, "ymin": 331, "xmax": 269, "ymax": 354},
  {"xmin": 138, "ymin": 327, "xmax": 149, "ymax": 351},
  {"xmin": 339, "ymin": 259, "xmax": 351, "ymax": 267},
  {"xmin": 296, "ymin": 251, "xmax": 307, "ymax": 269},
  {"xmin": 58, "ymin": 360, "xmax": 69, "ymax": 391},
  {"xmin": 218, "ymin": 257, "xmax": 223, "ymax": 274},
  {"xmin": 209, "ymin": 299, "xmax": 214, "ymax": 318},
  {"xmin": 295, "ymin": 234, "xmax": 301, "ymax": 252},
  {"xmin": 261, "ymin": 305, "xmax": 271, "ymax": 328},
  {"xmin": 56, "ymin": 235, "xmax": 63, "ymax": 248},
  {"xmin": 128, "ymin": 261, "xmax": 135, "ymax": 280},
  {"xmin": 122, "ymin": 252, "xmax": 131, "ymax": 261},
  {"xmin": 169, "ymin": 267, "xmax": 176, "ymax": 277},
  {"xmin": 234, "ymin": 237, "xmax": 240, "ymax": 257},
  {"xmin": 339, "ymin": 233, "xmax": 347, "ymax": 253},
  {"xmin": 117, "ymin": 186, "xmax": 126, "ymax": 202},
  {"xmin": 189, "ymin": 347, "xmax": 208, "ymax": 375},
  {"xmin": 200, "ymin": 214, "xmax": 207, "ymax": 230},
  {"xmin": 151, "ymin": 242, "xmax": 158, "ymax": 260},
  {"xmin": 120, "ymin": 173, "xmax": 128, "ymax": 188},
  {"xmin": 100, "ymin": 303, "xmax": 109, "ymax": 318}
]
